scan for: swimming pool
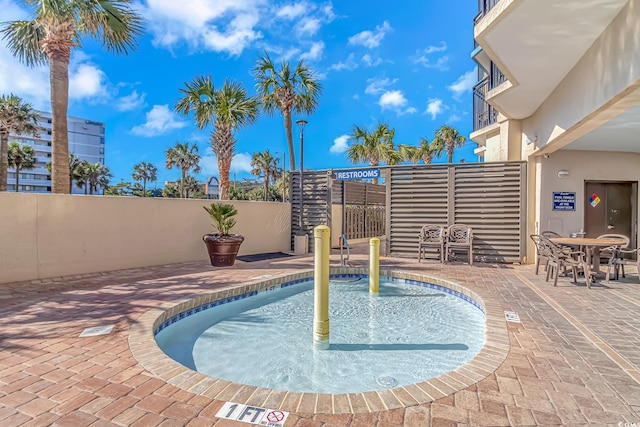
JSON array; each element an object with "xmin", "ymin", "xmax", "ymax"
[{"xmin": 154, "ymin": 274, "xmax": 485, "ymax": 394}]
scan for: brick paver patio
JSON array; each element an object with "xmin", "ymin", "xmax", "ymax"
[{"xmin": 1, "ymin": 249, "xmax": 639, "ymax": 426}]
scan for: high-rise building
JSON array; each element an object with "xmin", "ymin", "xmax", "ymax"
[
  {"xmin": 471, "ymin": 0, "xmax": 640, "ymax": 248},
  {"xmin": 8, "ymin": 111, "xmax": 105, "ymax": 193}
]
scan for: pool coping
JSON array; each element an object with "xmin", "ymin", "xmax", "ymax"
[{"xmin": 128, "ymin": 267, "xmax": 509, "ymax": 414}]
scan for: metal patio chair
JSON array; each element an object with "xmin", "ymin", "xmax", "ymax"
[{"xmin": 606, "ymin": 247, "xmax": 640, "ymax": 283}]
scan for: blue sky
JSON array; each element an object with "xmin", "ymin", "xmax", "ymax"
[{"xmin": 0, "ymin": 0, "xmax": 478, "ymax": 186}]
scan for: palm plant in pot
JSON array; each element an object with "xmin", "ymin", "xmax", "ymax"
[{"xmin": 203, "ymin": 203, "xmax": 245, "ymax": 267}]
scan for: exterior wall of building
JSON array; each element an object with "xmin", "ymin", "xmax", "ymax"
[
  {"xmin": 0, "ymin": 194, "xmax": 292, "ymax": 284},
  {"xmin": 522, "ymin": 0, "xmax": 640, "ymax": 152},
  {"xmin": 7, "ymin": 112, "xmax": 105, "ymax": 194},
  {"xmin": 537, "ymin": 150, "xmax": 640, "ymax": 237}
]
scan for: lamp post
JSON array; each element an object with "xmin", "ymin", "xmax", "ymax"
[
  {"xmin": 296, "ymin": 119, "xmax": 308, "ymax": 236},
  {"xmin": 275, "ymin": 151, "xmax": 286, "ymax": 202}
]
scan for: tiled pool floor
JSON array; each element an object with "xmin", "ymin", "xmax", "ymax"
[{"xmin": 1, "ymin": 251, "xmax": 639, "ymax": 426}]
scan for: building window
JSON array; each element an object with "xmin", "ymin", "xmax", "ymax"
[
  {"xmin": 99, "ymin": 157, "xmax": 104, "ymax": 164},
  {"xmin": 47, "ymin": 118, "xmax": 52, "ymax": 124},
  {"xmin": 99, "ymin": 148, "xmax": 104, "ymax": 154},
  {"xmin": 47, "ymin": 130, "xmax": 52, "ymax": 135},
  {"xmin": 100, "ymin": 137, "xmax": 105, "ymax": 144}
]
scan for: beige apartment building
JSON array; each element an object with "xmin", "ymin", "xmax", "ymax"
[{"xmin": 471, "ymin": 0, "xmax": 640, "ymax": 259}]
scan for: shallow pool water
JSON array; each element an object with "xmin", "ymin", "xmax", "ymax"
[{"xmin": 155, "ymin": 277, "xmax": 485, "ymax": 394}]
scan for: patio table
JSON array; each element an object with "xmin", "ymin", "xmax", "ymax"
[{"xmin": 550, "ymin": 237, "xmax": 626, "ymax": 274}]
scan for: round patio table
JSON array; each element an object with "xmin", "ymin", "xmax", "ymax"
[{"xmin": 550, "ymin": 237, "xmax": 626, "ymax": 274}]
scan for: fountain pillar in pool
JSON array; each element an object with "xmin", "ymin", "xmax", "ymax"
[
  {"xmin": 313, "ymin": 225, "xmax": 330, "ymax": 349},
  {"xmin": 370, "ymin": 237, "xmax": 380, "ymax": 295}
]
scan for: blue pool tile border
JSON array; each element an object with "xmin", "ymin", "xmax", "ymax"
[{"xmin": 154, "ymin": 274, "xmax": 483, "ymax": 336}]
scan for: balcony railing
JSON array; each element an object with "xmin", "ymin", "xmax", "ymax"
[
  {"xmin": 489, "ymin": 61, "xmax": 506, "ymax": 89},
  {"xmin": 473, "ymin": 78, "xmax": 499, "ymax": 131},
  {"xmin": 475, "ymin": 0, "xmax": 501, "ymax": 24}
]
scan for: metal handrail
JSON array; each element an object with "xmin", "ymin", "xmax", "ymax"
[{"xmin": 340, "ymin": 234, "xmax": 350, "ymax": 267}]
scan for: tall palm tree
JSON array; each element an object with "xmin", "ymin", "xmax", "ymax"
[
  {"xmin": 165, "ymin": 142, "xmax": 201, "ymax": 198},
  {"xmin": 251, "ymin": 149, "xmax": 280, "ymax": 201},
  {"xmin": 7, "ymin": 141, "xmax": 36, "ymax": 192},
  {"xmin": 0, "ymin": 94, "xmax": 39, "ymax": 191},
  {"xmin": 175, "ymin": 76, "xmax": 259, "ymax": 200},
  {"xmin": 432, "ymin": 125, "xmax": 466, "ymax": 164},
  {"xmin": 400, "ymin": 137, "xmax": 443, "ymax": 165},
  {"xmin": 347, "ymin": 122, "xmax": 401, "ymax": 184},
  {"xmin": 1, "ymin": 0, "xmax": 143, "ymax": 194},
  {"xmin": 131, "ymin": 161, "xmax": 157, "ymax": 197},
  {"xmin": 254, "ymin": 52, "xmax": 322, "ymax": 171},
  {"xmin": 84, "ymin": 162, "xmax": 111, "ymax": 195}
]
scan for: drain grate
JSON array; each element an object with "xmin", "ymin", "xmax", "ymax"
[{"xmin": 79, "ymin": 324, "xmax": 115, "ymax": 337}]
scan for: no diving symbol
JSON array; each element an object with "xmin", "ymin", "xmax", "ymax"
[{"xmin": 266, "ymin": 411, "xmax": 284, "ymax": 423}]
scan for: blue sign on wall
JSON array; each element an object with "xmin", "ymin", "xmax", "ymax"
[
  {"xmin": 553, "ymin": 192, "xmax": 576, "ymax": 211},
  {"xmin": 335, "ymin": 169, "xmax": 380, "ymax": 180}
]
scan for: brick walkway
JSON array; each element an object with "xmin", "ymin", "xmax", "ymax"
[{"xmin": 1, "ymin": 251, "xmax": 639, "ymax": 426}]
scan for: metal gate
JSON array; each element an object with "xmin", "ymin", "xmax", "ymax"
[{"xmin": 291, "ymin": 170, "xmax": 331, "ymax": 252}]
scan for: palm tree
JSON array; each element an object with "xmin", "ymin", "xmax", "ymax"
[
  {"xmin": 175, "ymin": 76, "xmax": 259, "ymax": 200},
  {"xmin": 254, "ymin": 52, "xmax": 322, "ymax": 171},
  {"xmin": 182, "ymin": 175, "xmax": 203, "ymax": 198},
  {"xmin": 165, "ymin": 142, "xmax": 201, "ymax": 198},
  {"xmin": 7, "ymin": 141, "xmax": 36, "ymax": 192},
  {"xmin": 432, "ymin": 125, "xmax": 466, "ymax": 163},
  {"xmin": 251, "ymin": 149, "xmax": 280, "ymax": 201},
  {"xmin": 131, "ymin": 161, "xmax": 157, "ymax": 197},
  {"xmin": 400, "ymin": 137, "xmax": 443, "ymax": 165},
  {"xmin": 0, "ymin": 94, "xmax": 39, "ymax": 191},
  {"xmin": 347, "ymin": 122, "xmax": 401, "ymax": 184},
  {"xmin": 1, "ymin": 1, "xmax": 143, "ymax": 194},
  {"xmin": 84, "ymin": 162, "xmax": 111, "ymax": 195}
]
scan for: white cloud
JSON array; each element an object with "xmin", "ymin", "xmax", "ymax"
[
  {"xmin": 421, "ymin": 42, "xmax": 447, "ymax": 54},
  {"xmin": 378, "ymin": 90, "xmax": 416, "ymax": 116},
  {"xmin": 425, "ymin": 98, "xmax": 443, "ymax": 120},
  {"xmin": 447, "ymin": 114, "xmax": 462, "ymax": 123},
  {"xmin": 365, "ymin": 77, "xmax": 397, "ymax": 95},
  {"xmin": 116, "ymin": 90, "xmax": 147, "ymax": 112},
  {"xmin": 277, "ymin": 3, "xmax": 307, "ymax": 20},
  {"xmin": 348, "ymin": 21, "xmax": 392, "ymax": 49},
  {"xmin": 300, "ymin": 41, "xmax": 324, "ymax": 61},
  {"xmin": 330, "ymin": 134, "xmax": 350, "ymax": 154},
  {"xmin": 296, "ymin": 17, "xmax": 321, "ymax": 36},
  {"xmin": 144, "ymin": 0, "xmax": 264, "ymax": 56},
  {"xmin": 379, "ymin": 90, "xmax": 407, "ymax": 109},
  {"xmin": 69, "ymin": 63, "xmax": 108, "ymax": 100},
  {"xmin": 413, "ymin": 43, "xmax": 449, "ymax": 71},
  {"xmin": 201, "ymin": 148, "xmax": 253, "ymax": 175},
  {"xmin": 131, "ymin": 105, "xmax": 189, "ymax": 137},
  {"xmin": 330, "ymin": 53, "xmax": 358, "ymax": 71},
  {"xmin": 448, "ymin": 70, "xmax": 476, "ymax": 98},
  {"xmin": 361, "ymin": 54, "xmax": 383, "ymax": 67}
]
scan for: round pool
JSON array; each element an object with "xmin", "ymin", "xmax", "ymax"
[{"xmin": 154, "ymin": 275, "xmax": 485, "ymax": 394}]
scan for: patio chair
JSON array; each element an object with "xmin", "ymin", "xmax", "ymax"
[
  {"xmin": 605, "ymin": 247, "xmax": 640, "ymax": 283},
  {"xmin": 544, "ymin": 236, "xmax": 594, "ymax": 288},
  {"xmin": 541, "ymin": 230, "xmax": 562, "ymax": 238},
  {"xmin": 596, "ymin": 233, "xmax": 630, "ymax": 269},
  {"xmin": 418, "ymin": 225, "xmax": 446, "ymax": 263},
  {"xmin": 446, "ymin": 224, "xmax": 473, "ymax": 265},
  {"xmin": 530, "ymin": 234, "xmax": 553, "ymax": 275}
]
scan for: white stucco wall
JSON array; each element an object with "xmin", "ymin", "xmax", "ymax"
[
  {"xmin": 523, "ymin": 0, "xmax": 640, "ymax": 151},
  {"xmin": 537, "ymin": 150, "xmax": 640, "ymax": 238},
  {"xmin": 0, "ymin": 194, "xmax": 291, "ymax": 284}
]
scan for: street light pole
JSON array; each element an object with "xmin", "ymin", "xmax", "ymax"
[{"xmin": 296, "ymin": 119, "xmax": 308, "ymax": 236}]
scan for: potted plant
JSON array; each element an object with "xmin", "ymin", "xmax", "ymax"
[{"xmin": 203, "ymin": 203, "xmax": 245, "ymax": 266}]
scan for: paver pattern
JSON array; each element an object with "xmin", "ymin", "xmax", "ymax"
[{"xmin": 1, "ymin": 247, "xmax": 640, "ymax": 426}]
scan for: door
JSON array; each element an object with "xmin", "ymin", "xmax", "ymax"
[{"xmin": 585, "ymin": 182, "xmax": 636, "ymax": 249}]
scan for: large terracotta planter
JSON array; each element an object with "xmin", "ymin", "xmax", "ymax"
[{"xmin": 203, "ymin": 234, "xmax": 245, "ymax": 267}]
